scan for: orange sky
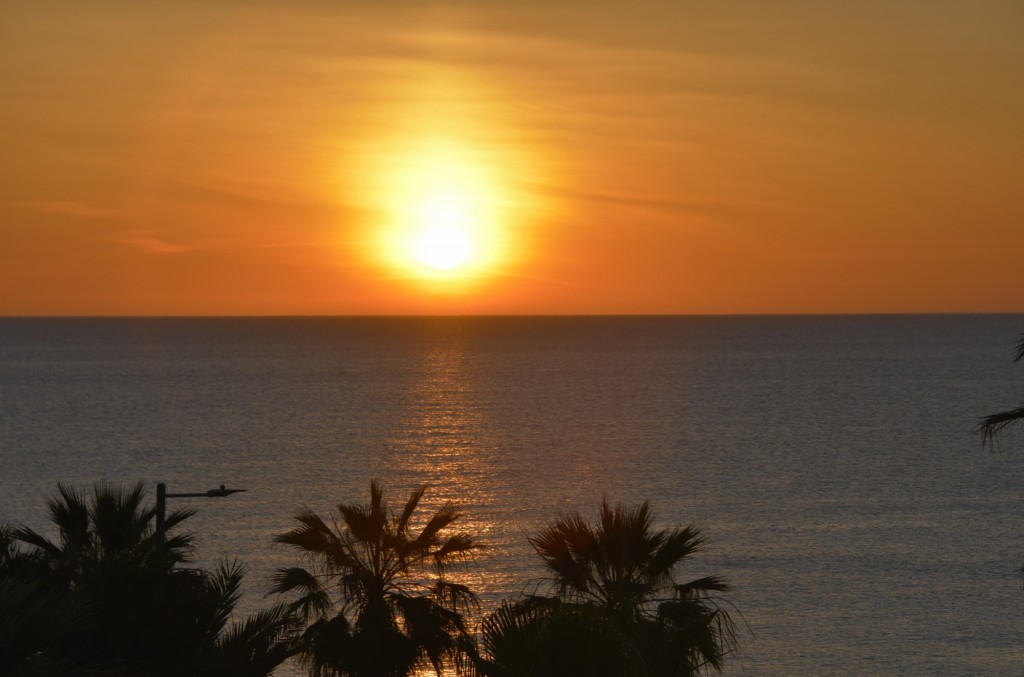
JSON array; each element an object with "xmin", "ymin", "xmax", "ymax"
[{"xmin": 2, "ymin": 1, "xmax": 1023, "ymax": 315}]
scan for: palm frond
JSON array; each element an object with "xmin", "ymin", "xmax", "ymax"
[
  {"xmin": 338, "ymin": 479, "xmax": 388, "ymax": 544},
  {"xmin": 433, "ymin": 533, "xmax": 481, "ymax": 569},
  {"xmin": 413, "ymin": 502, "xmax": 464, "ymax": 547},
  {"xmin": 479, "ymin": 599, "xmax": 545, "ymax": 676},
  {"xmin": 978, "ymin": 333, "xmax": 1024, "ymax": 445},
  {"xmin": 160, "ymin": 507, "xmax": 197, "ymax": 535},
  {"xmin": 271, "ymin": 566, "xmax": 324, "ymax": 594},
  {"xmin": 49, "ymin": 483, "xmax": 92, "ymax": 552},
  {"xmin": 160, "ymin": 531, "xmax": 197, "ymax": 565},
  {"xmin": 213, "ymin": 602, "xmax": 299, "ymax": 674},
  {"xmin": 432, "ymin": 580, "xmax": 479, "ymax": 616},
  {"xmin": 645, "ymin": 525, "xmax": 704, "ymax": 585},
  {"xmin": 673, "ymin": 575, "xmax": 731, "ymax": 598},
  {"xmin": 979, "ymin": 406, "xmax": 1024, "ymax": 445},
  {"xmin": 207, "ymin": 559, "xmax": 246, "ymax": 631},
  {"xmin": 90, "ymin": 482, "xmax": 148, "ymax": 542},
  {"xmin": 529, "ymin": 515, "xmax": 597, "ymax": 598},
  {"xmin": 393, "ymin": 594, "xmax": 470, "ymax": 674},
  {"xmin": 270, "ymin": 566, "xmax": 331, "ymax": 622},
  {"xmin": 274, "ymin": 509, "xmax": 344, "ymax": 561},
  {"xmin": 656, "ymin": 604, "xmax": 739, "ymax": 673},
  {"xmin": 397, "ymin": 486, "xmax": 428, "ymax": 535},
  {"xmin": 339, "ymin": 503, "xmax": 386, "ymax": 545},
  {"xmin": 10, "ymin": 526, "xmax": 63, "ymax": 560}
]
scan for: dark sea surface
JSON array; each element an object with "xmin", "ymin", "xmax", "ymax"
[{"xmin": 3, "ymin": 315, "xmax": 1024, "ymax": 675}]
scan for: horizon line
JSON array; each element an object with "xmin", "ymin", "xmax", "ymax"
[{"xmin": 3, "ymin": 311, "xmax": 1023, "ymax": 320}]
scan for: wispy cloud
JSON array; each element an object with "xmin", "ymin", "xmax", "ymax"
[
  {"xmin": 9, "ymin": 200, "xmax": 126, "ymax": 219},
  {"xmin": 252, "ymin": 241, "xmax": 334, "ymax": 249},
  {"xmin": 164, "ymin": 180, "xmax": 300, "ymax": 209},
  {"xmin": 110, "ymin": 233, "xmax": 330, "ymax": 255},
  {"xmin": 112, "ymin": 234, "xmax": 191, "ymax": 255},
  {"xmin": 523, "ymin": 181, "xmax": 724, "ymax": 215}
]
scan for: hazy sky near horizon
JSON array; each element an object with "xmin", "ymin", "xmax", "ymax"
[{"xmin": 2, "ymin": 0, "xmax": 1022, "ymax": 315}]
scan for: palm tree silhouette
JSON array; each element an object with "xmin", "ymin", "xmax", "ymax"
[
  {"xmin": 479, "ymin": 500, "xmax": 737, "ymax": 677},
  {"xmin": 12, "ymin": 482, "xmax": 194, "ymax": 578},
  {"xmin": 980, "ymin": 334, "xmax": 1024, "ymax": 444},
  {"xmin": 1, "ymin": 523, "xmax": 84, "ymax": 674},
  {"xmin": 1, "ymin": 482, "xmax": 296, "ymax": 675},
  {"xmin": 271, "ymin": 480, "xmax": 482, "ymax": 677}
]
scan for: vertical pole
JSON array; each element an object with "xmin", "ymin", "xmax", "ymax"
[{"xmin": 155, "ymin": 482, "xmax": 166, "ymax": 549}]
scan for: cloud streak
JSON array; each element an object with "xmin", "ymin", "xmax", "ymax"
[
  {"xmin": 111, "ymin": 234, "xmax": 191, "ymax": 255},
  {"xmin": 10, "ymin": 201, "xmax": 127, "ymax": 220}
]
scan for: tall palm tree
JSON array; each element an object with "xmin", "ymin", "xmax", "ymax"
[
  {"xmin": 271, "ymin": 481, "xmax": 482, "ymax": 677},
  {"xmin": 11, "ymin": 482, "xmax": 195, "ymax": 584},
  {"xmin": 2, "ymin": 482, "xmax": 297, "ymax": 675},
  {"xmin": 980, "ymin": 334, "xmax": 1024, "ymax": 444},
  {"xmin": 6, "ymin": 482, "xmax": 201, "ymax": 672},
  {"xmin": 479, "ymin": 500, "xmax": 737, "ymax": 677}
]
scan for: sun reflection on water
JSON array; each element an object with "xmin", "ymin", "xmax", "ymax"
[{"xmin": 384, "ymin": 327, "xmax": 527, "ymax": 613}]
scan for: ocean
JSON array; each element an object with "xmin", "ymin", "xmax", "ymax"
[{"xmin": 2, "ymin": 315, "xmax": 1023, "ymax": 675}]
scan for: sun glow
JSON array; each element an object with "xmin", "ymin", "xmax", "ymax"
[
  {"xmin": 412, "ymin": 196, "xmax": 473, "ymax": 270},
  {"xmin": 417, "ymin": 232, "xmax": 470, "ymax": 272},
  {"xmin": 367, "ymin": 138, "xmax": 512, "ymax": 281},
  {"xmin": 340, "ymin": 69, "xmax": 553, "ymax": 293}
]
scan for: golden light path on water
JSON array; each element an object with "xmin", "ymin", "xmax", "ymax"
[
  {"xmin": 396, "ymin": 331, "xmax": 525, "ymax": 596},
  {"xmin": 275, "ymin": 331, "xmax": 530, "ymax": 677},
  {"xmin": 386, "ymin": 330, "xmax": 531, "ymax": 677}
]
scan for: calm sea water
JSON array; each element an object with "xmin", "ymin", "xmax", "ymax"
[{"xmin": 2, "ymin": 315, "xmax": 1024, "ymax": 675}]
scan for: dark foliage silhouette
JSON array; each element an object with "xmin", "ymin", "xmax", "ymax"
[
  {"xmin": 980, "ymin": 334, "xmax": 1024, "ymax": 444},
  {"xmin": 0, "ymin": 482, "xmax": 297, "ymax": 675},
  {"xmin": 477, "ymin": 500, "xmax": 737, "ymax": 677},
  {"xmin": 272, "ymin": 480, "xmax": 482, "ymax": 677}
]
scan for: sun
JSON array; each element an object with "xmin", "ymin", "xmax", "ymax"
[
  {"xmin": 414, "ymin": 196, "xmax": 473, "ymax": 271},
  {"xmin": 417, "ymin": 226, "xmax": 471, "ymax": 270},
  {"xmin": 366, "ymin": 138, "xmax": 510, "ymax": 281},
  {"xmin": 340, "ymin": 69, "xmax": 555, "ymax": 293}
]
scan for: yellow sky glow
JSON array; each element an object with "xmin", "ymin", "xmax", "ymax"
[{"xmin": 359, "ymin": 136, "xmax": 521, "ymax": 285}]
